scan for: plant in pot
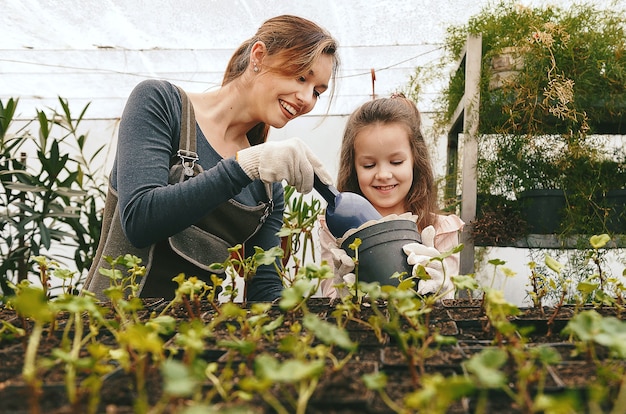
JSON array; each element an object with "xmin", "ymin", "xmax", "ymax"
[
  {"xmin": 546, "ymin": 139, "xmax": 626, "ymax": 237},
  {"xmin": 596, "ymin": 150, "xmax": 626, "ymax": 234},
  {"xmin": 409, "ymin": 1, "xmax": 626, "ymax": 239}
]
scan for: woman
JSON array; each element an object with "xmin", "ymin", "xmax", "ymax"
[{"xmin": 84, "ymin": 15, "xmax": 339, "ymax": 302}]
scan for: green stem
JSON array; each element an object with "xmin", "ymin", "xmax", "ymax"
[
  {"xmin": 23, "ymin": 320, "xmax": 43, "ymax": 383},
  {"xmin": 610, "ymin": 374, "xmax": 626, "ymax": 414},
  {"xmin": 296, "ymin": 378, "xmax": 319, "ymax": 414},
  {"xmin": 23, "ymin": 320, "xmax": 44, "ymax": 414},
  {"xmin": 66, "ymin": 311, "xmax": 83, "ymax": 404},
  {"xmin": 133, "ymin": 356, "xmax": 148, "ymax": 414},
  {"xmin": 377, "ymin": 388, "xmax": 407, "ymax": 413},
  {"xmin": 261, "ymin": 391, "xmax": 289, "ymax": 414}
]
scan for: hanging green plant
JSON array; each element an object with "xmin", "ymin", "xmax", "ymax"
[{"xmin": 439, "ymin": 0, "xmax": 626, "ymax": 135}]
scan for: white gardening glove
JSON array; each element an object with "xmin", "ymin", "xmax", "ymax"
[
  {"xmin": 402, "ymin": 225, "xmax": 454, "ymax": 299},
  {"xmin": 330, "ymin": 248, "xmax": 355, "ymax": 297},
  {"xmin": 236, "ymin": 137, "xmax": 333, "ymax": 194}
]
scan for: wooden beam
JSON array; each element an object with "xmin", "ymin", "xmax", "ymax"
[{"xmin": 459, "ymin": 34, "xmax": 482, "ymax": 276}]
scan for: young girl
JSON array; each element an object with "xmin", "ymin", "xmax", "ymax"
[
  {"xmin": 319, "ymin": 93, "xmax": 463, "ymax": 298},
  {"xmin": 84, "ymin": 15, "xmax": 339, "ymax": 302}
]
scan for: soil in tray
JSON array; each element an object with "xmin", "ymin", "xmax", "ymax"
[
  {"xmin": 380, "ymin": 344, "xmax": 466, "ymax": 373},
  {"xmin": 309, "ymin": 361, "xmax": 377, "ymax": 410},
  {"xmin": 442, "ymin": 298, "xmax": 482, "ymax": 308},
  {"xmin": 446, "ymin": 306, "xmax": 485, "ymax": 321},
  {"xmin": 346, "ymin": 328, "xmax": 387, "ymax": 347},
  {"xmin": 0, "ymin": 306, "xmax": 18, "ymax": 321},
  {"xmin": 392, "ymin": 319, "xmax": 459, "ymax": 337},
  {"xmin": 0, "ymin": 357, "xmax": 149, "ymax": 414}
]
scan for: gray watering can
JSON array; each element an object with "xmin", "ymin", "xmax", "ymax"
[{"xmin": 313, "ymin": 174, "xmax": 382, "ymax": 238}]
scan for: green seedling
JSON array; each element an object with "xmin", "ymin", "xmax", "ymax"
[
  {"xmin": 9, "ymin": 282, "xmax": 56, "ymax": 414},
  {"xmin": 279, "ymin": 185, "xmax": 323, "ymax": 281}
]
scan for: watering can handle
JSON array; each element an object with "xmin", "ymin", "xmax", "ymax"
[{"xmin": 313, "ymin": 173, "xmax": 340, "ymax": 208}]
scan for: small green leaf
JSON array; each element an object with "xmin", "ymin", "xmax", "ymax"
[
  {"xmin": 544, "ymin": 254, "xmax": 563, "ymax": 274},
  {"xmin": 589, "ymin": 234, "xmax": 610, "ymax": 249},
  {"xmin": 362, "ymin": 371, "xmax": 387, "ymax": 390},
  {"xmin": 161, "ymin": 359, "xmax": 201, "ymax": 397},
  {"xmin": 576, "ymin": 281, "xmax": 599, "ymax": 294},
  {"xmin": 563, "ymin": 310, "xmax": 602, "ymax": 341},
  {"xmin": 464, "ymin": 348, "xmax": 508, "ymax": 388},
  {"xmin": 254, "ymin": 354, "xmax": 325, "ymax": 383},
  {"xmin": 451, "ymin": 274, "xmax": 480, "ymax": 291},
  {"xmin": 303, "ymin": 313, "xmax": 357, "ymax": 351},
  {"xmin": 488, "ymin": 259, "xmax": 506, "ymax": 266}
]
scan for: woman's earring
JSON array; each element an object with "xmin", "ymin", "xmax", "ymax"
[{"xmin": 253, "ymin": 62, "xmax": 259, "ymax": 73}]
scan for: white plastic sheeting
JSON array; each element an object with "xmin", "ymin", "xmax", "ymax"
[{"xmin": 1, "ymin": 0, "xmax": 498, "ymax": 118}]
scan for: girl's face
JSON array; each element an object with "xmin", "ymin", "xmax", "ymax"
[
  {"xmin": 354, "ymin": 122, "xmax": 414, "ymax": 216},
  {"xmin": 255, "ymin": 54, "xmax": 333, "ymax": 128}
]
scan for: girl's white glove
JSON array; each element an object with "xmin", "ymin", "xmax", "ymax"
[
  {"xmin": 402, "ymin": 225, "xmax": 454, "ymax": 299},
  {"xmin": 329, "ymin": 248, "xmax": 355, "ymax": 297},
  {"xmin": 236, "ymin": 137, "xmax": 333, "ymax": 194}
]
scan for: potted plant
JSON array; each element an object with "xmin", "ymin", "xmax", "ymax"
[
  {"xmin": 410, "ymin": 1, "xmax": 626, "ymax": 238},
  {"xmin": 596, "ymin": 151, "xmax": 626, "ymax": 233}
]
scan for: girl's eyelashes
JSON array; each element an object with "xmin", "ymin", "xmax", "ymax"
[{"xmin": 360, "ymin": 160, "xmax": 404, "ymax": 169}]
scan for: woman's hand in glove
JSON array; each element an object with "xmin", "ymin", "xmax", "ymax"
[
  {"xmin": 402, "ymin": 225, "xmax": 454, "ymax": 299},
  {"xmin": 236, "ymin": 137, "xmax": 333, "ymax": 194}
]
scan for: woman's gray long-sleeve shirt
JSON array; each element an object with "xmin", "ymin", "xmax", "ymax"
[{"xmin": 110, "ymin": 79, "xmax": 284, "ymax": 301}]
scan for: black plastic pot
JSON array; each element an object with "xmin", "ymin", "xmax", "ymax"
[
  {"xmin": 340, "ymin": 220, "xmax": 421, "ymax": 287},
  {"xmin": 519, "ymin": 189, "xmax": 566, "ymax": 234}
]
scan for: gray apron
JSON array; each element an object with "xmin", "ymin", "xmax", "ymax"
[{"xmin": 83, "ymin": 86, "xmax": 273, "ymax": 300}]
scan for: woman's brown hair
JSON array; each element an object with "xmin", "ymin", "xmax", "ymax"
[
  {"xmin": 223, "ymin": 15, "xmax": 340, "ymax": 145},
  {"xmin": 336, "ymin": 94, "xmax": 439, "ymax": 230}
]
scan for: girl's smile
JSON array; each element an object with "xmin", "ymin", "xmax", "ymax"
[{"xmin": 354, "ymin": 122, "xmax": 414, "ymax": 216}]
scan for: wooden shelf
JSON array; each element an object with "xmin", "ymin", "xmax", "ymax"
[
  {"xmin": 474, "ymin": 234, "xmax": 626, "ymax": 249},
  {"xmin": 445, "ymin": 35, "xmax": 626, "ymax": 274}
]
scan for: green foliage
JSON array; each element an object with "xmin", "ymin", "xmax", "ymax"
[
  {"xmin": 409, "ymin": 1, "xmax": 626, "ymax": 239},
  {"xmin": 278, "ymin": 185, "xmax": 323, "ymax": 277},
  {"xmin": 564, "ymin": 309, "xmax": 626, "ymax": 360},
  {"xmin": 1, "ymin": 239, "xmax": 625, "ymax": 413},
  {"xmin": 439, "ymin": 1, "xmax": 626, "ymax": 134},
  {"xmin": 0, "ymin": 97, "xmax": 106, "ymax": 298}
]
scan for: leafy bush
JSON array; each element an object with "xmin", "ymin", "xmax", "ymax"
[{"xmin": 0, "ymin": 97, "xmax": 106, "ymax": 297}]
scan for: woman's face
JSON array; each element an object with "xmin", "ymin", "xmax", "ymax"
[
  {"xmin": 255, "ymin": 54, "xmax": 333, "ymax": 128},
  {"xmin": 354, "ymin": 122, "xmax": 414, "ymax": 216}
]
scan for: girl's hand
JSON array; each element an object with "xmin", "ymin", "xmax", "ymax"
[{"xmin": 403, "ymin": 226, "xmax": 454, "ymax": 299}]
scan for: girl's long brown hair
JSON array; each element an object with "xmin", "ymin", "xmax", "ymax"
[
  {"xmin": 222, "ymin": 15, "xmax": 339, "ymax": 146},
  {"xmin": 336, "ymin": 94, "xmax": 439, "ymax": 230}
]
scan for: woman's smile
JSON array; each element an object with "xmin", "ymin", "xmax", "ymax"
[{"xmin": 279, "ymin": 99, "xmax": 298, "ymax": 117}]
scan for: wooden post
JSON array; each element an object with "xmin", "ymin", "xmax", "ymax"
[{"xmin": 459, "ymin": 34, "xmax": 482, "ymax": 276}]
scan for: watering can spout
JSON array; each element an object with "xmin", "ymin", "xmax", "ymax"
[
  {"xmin": 313, "ymin": 174, "xmax": 382, "ymax": 238},
  {"xmin": 313, "ymin": 174, "xmax": 339, "ymax": 208}
]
